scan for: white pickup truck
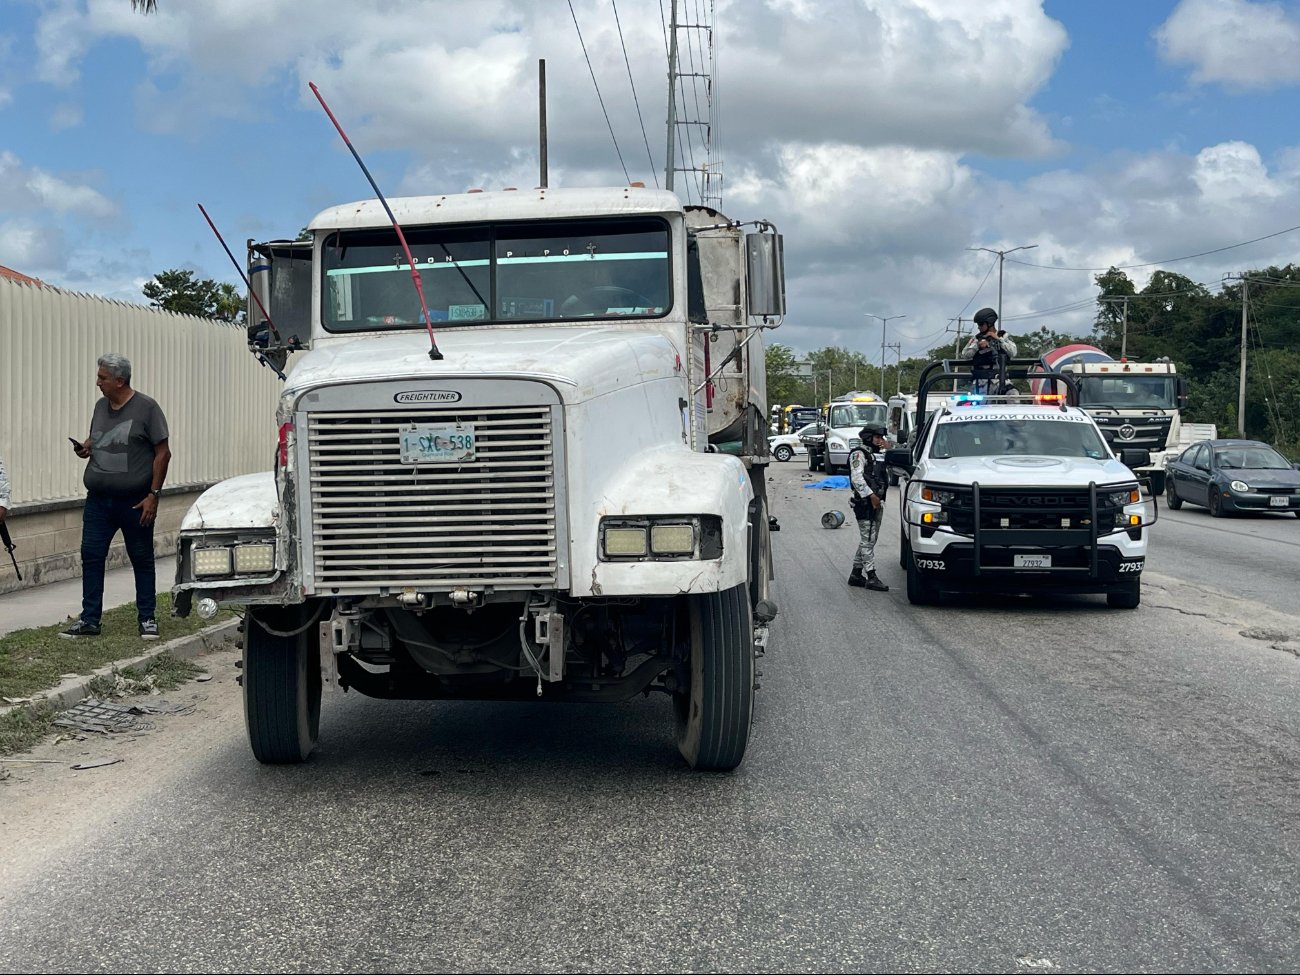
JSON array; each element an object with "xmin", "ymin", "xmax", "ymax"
[{"xmin": 888, "ymin": 360, "xmax": 1158, "ymax": 608}]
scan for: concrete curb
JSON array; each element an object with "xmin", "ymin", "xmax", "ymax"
[{"xmin": 0, "ymin": 616, "xmax": 242, "ymax": 720}]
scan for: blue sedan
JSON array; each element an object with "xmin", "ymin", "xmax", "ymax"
[{"xmin": 1166, "ymin": 439, "xmax": 1300, "ymax": 518}]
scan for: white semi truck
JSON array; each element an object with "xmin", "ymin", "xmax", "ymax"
[
  {"xmin": 1037, "ymin": 345, "xmax": 1189, "ymax": 496},
  {"xmin": 172, "ymin": 186, "xmax": 784, "ymax": 771}
]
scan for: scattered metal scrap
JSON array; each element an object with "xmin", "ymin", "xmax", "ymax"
[{"xmin": 52, "ymin": 699, "xmax": 155, "ymax": 735}]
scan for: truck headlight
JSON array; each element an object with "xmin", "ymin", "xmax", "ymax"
[
  {"xmin": 603, "ymin": 527, "xmax": 648, "ymax": 557},
  {"xmin": 650, "ymin": 524, "xmax": 696, "ymax": 555},
  {"xmin": 234, "ymin": 543, "xmax": 276, "ymax": 574},
  {"xmin": 1107, "ymin": 488, "xmax": 1141, "ymax": 506},
  {"xmin": 1230, "ymin": 480, "xmax": 1250, "ymax": 493},
  {"xmin": 921, "ymin": 485, "xmax": 956, "ymax": 505},
  {"xmin": 828, "ymin": 438, "xmax": 846, "ymax": 451},
  {"xmin": 193, "ymin": 547, "xmax": 233, "ymax": 577}
]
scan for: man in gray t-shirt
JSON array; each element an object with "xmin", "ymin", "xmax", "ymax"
[{"xmin": 63, "ymin": 353, "xmax": 172, "ymax": 641}]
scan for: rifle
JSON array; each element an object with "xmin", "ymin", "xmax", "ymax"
[{"xmin": 0, "ymin": 522, "xmax": 21, "ymax": 580}]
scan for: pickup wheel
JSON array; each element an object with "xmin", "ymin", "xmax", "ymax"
[
  {"xmin": 1107, "ymin": 580, "xmax": 1141, "ymax": 609},
  {"xmin": 244, "ymin": 605, "xmax": 323, "ymax": 764},
  {"xmin": 773, "ymin": 444, "xmax": 793, "ymax": 462},
  {"xmin": 906, "ymin": 551, "xmax": 938, "ymax": 606},
  {"xmin": 1166, "ymin": 477, "xmax": 1183, "ymax": 510},
  {"xmin": 675, "ymin": 585, "xmax": 755, "ymax": 771}
]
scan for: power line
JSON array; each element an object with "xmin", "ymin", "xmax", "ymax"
[
  {"xmin": 568, "ymin": 0, "xmax": 631, "ymax": 184},
  {"xmin": 611, "ymin": 0, "xmax": 658, "ymax": 188},
  {"xmin": 1004, "ymin": 222, "xmax": 1300, "ymax": 273},
  {"xmin": 954, "ymin": 255, "xmax": 999, "ymax": 320}
]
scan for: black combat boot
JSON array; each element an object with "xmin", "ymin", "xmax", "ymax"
[
  {"xmin": 847, "ymin": 567, "xmax": 867, "ymax": 588},
  {"xmin": 865, "ymin": 572, "xmax": 890, "ymax": 592}
]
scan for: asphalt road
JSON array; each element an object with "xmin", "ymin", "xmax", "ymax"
[{"xmin": 2, "ymin": 461, "xmax": 1298, "ymax": 973}]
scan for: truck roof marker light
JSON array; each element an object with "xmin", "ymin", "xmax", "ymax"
[
  {"xmin": 1037, "ymin": 394, "xmax": 1064, "ymax": 404},
  {"xmin": 629, "ymin": 181, "xmax": 646, "ymax": 188},
  {"xmin": 309, "ymin": 81, "xmax": 443, "ymax": 360},
  {"xmin": 467, "ymin": 188, "xmax": 484, "ymax": 193}
]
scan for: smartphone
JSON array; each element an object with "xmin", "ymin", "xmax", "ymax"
[{"xmin": 68, "ymin": 437, "xmax": 82, "ymax": 450}]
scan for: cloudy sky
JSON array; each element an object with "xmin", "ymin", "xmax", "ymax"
[{"xmin": 3, "ymin": 0, "xmax": 1300, "ymax": 365}]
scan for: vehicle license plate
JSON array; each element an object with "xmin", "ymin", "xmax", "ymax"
[
  {"xmin": 1269, "ymin": 495, "xmax": 1289, "ymax": 507},
  {"xmin": 400, "ymin": 425, "xmax": 476, "ymax": 464},
  {"xmin": 1014, "ymin": 554, "xmax": 1051, "ymax": 568}
]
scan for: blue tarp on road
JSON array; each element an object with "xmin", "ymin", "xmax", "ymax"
[{"xmin": 803, "ymin": 475, "xmax": 850, "ymax": 490}]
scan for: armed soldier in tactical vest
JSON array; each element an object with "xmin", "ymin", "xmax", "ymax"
[{"xmin": 847, "ymin": 424, "xmax": 890, "ymax": 592}]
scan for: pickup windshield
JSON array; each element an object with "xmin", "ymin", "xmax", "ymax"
[
  {"xmin": 1077, "ymin": 375, "xmax": 1177, "ymax": 410},
  {"xmin": 321, "ymin": 217, "xmax": 671, "ymax": 331},
  {"xmin": 930, "ymin": 417, "xmax": 1109, "ymax": 459}
]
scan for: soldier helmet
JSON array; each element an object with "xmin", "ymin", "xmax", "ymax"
[
  {"xmin": 974, "ymin": 307, "xmax": 998, "ymax": 327},
  {"xmin": 859, "ymin": 425, "xmax": 887, "ymax": 441}
]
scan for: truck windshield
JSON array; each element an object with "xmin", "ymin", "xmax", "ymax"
[
  {"xmin": 1077, "ymin": 375, "xmax": 1177, "ymax": 409},
  {"xmin": 930, "ymin": 418, "xmax": 1109, "ymax": 459},
  {"xmin": 829, "ymin": 404, "xmax": 887, "ymax": 428},
  {"xmin": 321, "ymin": 217, "xmax": 671, "ymax": 331}
]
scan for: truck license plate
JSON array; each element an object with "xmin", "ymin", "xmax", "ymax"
[
  {"xmin": 1014, "ymin": 554, "xmax": 1052, "ymax": 568},
  {"xmin": 1269, "ymin": 495, "xmax": 1289, "ymax": 508},
  {"xmin": 400, "ymin": 424, "xmax": 476, "ymax": 464}
]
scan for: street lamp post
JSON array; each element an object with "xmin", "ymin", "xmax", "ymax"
[
  {"xmin": 969, "ymin": 244, "xmax": 1037, "ymax": 325},
  {"xmin": 866, "ymin": 314, "xmax": 906, "ymax": 394}
]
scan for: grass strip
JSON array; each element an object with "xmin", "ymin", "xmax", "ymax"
[{"xmin": 0, "ymin": 592, "xmax": 234, "ymax": 700}]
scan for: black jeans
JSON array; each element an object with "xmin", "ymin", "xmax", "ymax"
[{"xmin": 80, "ymin": 492, "xmax": 156, "ymax": 626}]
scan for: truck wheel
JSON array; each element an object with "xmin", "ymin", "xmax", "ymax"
[
  {"xmin": 1166, "ymin": 478, "xmax": 1182, "ymax": 510},
  {"xmin": 773, "ymin": 445, "xmax": 793, "ymax": 462},
  {"xmin": 675, "ymin": 585, "xmax": 754, "ymax": 771},
  {"xmin": 245, "ymin": 605, "xmax": 323, "ymax": 764},
  {"xmin": 1107, "ymin": 580, "xmax": 1141, "ymax": 609},
  {"xmin": 807, "ymin": 450, "xmax": 818, "ymax": 471},
  {"xmin": 906, "ymin": 553, "xmax": 937, "ymax": 606},
  {"xmin": 1147, "ymin": 471, "xmax": 1166, "ymax": 497}
]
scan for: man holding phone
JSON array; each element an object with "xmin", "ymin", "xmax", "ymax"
[{"xmin": 62, "ymin": 353, "xmax": 171, "ymax": 640}]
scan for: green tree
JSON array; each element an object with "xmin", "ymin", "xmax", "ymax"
[
  {"xmin": 131, "ymin": 1, "xmax": 157, "ymax": 12},
  {"xmin": 214, "ymin": 282, "xmax": 245, "ymax": 323},
  {"xmin": 142, "ymin": 269, "xmax": 223, "ymax": 318}
]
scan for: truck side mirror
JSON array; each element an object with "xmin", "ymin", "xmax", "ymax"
[
  {"xmin": 885, "ymin": 446, "xmax": 914, "ymax": 475},
  {"xmin": 745, "ymin": 231, "xmax": 785, "ymax": 318},
  {"xmin": 895, "ymin": 430, "xmax": 909, "ymax": 445},
  {"xmin": 248, "ymin": 238, "xmax": 313, "ymax": 358},
  {"xmin": 1120, "ymin": 448, "xmax": 1152, "ymax": 469},
  {"xmin": 1176, "ymin": 376, "xmax": 1189, "ymax": 409}
]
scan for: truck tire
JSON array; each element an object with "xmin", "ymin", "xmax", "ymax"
[
  {"xmin": 773, "ymin": 444, "xmax": 793, "ymax": 462},
  {"xmin": 1107, "ymin": 580, "xmax": 1141, "ymax": 609},
  {"xmin": 245, "ymin": 606, "xmax": 322, "ymax": 764},
  {"xmin": 1146, "ymin": 471, "xmax": 1166, "ymax": 497},
  {"xmin": 675, "ymin": 585, "xmax": 754, "ymax": 771},
  {"xmin": 1166, "ymin": 478, "xmax": 1182, "ymax": 510},
  {"xmin": 906, "ymin": 552, "xmax": 937, "ymax": 606},
  {"xmin": 807, "ymin": 449, "xmax": 819, "ymax": 471}
]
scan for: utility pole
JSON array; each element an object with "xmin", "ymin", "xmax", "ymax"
[
  {"xmin": 970, "ymin": 243, "xmax": 1038, "ymax": 324},
  {"xmin": 866, "ymin": 313, "xmax": 906, "ymax": 393},
  {"xmin": 1121, "ymin": 295, "xmax": 1129, "ymax": 359},
  {"xmin": 1239, "ymin": 276, "xmax": 1249, "ymax": 436},
  {"xmin": 886, "ymin": 343, "xmax": 903, "ymax": 394},
  {"xmin": 947, "ymin": 317, "xmax": 967, "ymax": 357}
]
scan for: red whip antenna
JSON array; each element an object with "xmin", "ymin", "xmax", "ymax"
[{"xmin": 309, "ymin": 81, "xmax": 443, "ymax": 361}]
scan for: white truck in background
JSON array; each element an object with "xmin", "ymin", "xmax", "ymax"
[
  {"xmin": 172, "ymin": 186, "xmax": 784, "ymax": 771},
  {"xmin": 1036, "ymin": 345, "xmax": 1189, "ymax": 496}
]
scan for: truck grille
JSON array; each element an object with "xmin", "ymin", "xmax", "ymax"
[
  {"xmin": 305, "ymin": 406, "xmax": 559, "ymax": 590},
  {"xmin": 943, "ymin": 487, "xmax": 1123, "ymax": 535},
  {"xmin": 1091, "ymin": 414, "xmax": 1172, "ymax": 452}
]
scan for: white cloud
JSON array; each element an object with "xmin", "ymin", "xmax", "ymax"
[
  {"xmin": 0, "ymin": 218, "xmax": 67, "ymax": 270},
  {"xmin": 1156, "ymin": 0, "xmax": 1300, "ymax": 90},
  {"xmin": 0, "ymin": 151, "xmax": 118, "ymax": 219}
]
